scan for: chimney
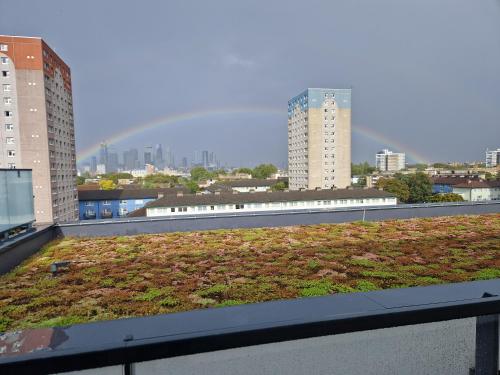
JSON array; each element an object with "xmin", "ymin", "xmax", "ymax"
[
  {"xmin": 176, "ymin": 191, "xmax": 183, "ymax": 197},
  {"xmin": 157, "ymin": 193, "xmax": 164, "ymax": 199}
]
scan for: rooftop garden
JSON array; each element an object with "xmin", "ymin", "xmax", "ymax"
[{"xmin": 0, "ymin": 214, "xmax": 499, "ymax": 332}]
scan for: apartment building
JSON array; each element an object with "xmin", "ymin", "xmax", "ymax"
[
  {"xmin": 376, "ymin": 149, "xmax": 406, "ymax": 172},
  {"xmin": 288, "ymin": 88, "xmax": 351, "ymax": 190},
  {"xmin": 0, "ymin": 36, "xmax": 77, "ymax": 223},
  {"xmin": 485, "ymin": 148, "xmax": 500, "ymax": 168}
]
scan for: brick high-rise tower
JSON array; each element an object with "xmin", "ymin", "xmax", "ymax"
[{"xmin": 0, "ymin": 35, "xmax": 78, "ymax": 223}]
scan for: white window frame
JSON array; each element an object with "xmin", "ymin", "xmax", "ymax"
[
  {"xmin": 0, "ymin": 44, "xmax": 8, "ymax": 52},
  {"xmin": 0, "ymin": 57, "xmax": 8, "ymax": 64},
  {"xmin": 6, "ymin": 137, "xmax": 14, "ymax": 144},
  {"xmin": 3, "ymin": 84, "xmax": 11, "ymax": 92},
  {"xmin": 5, "ymin": 123, "xmax": 13, "ymax": 131},
  {"xmin": 7, "ymin": 150, "xmax": 15, "ymax": 157},
  {"xmin": 3, "ymin": 97, "xmax": 11, "ymax": 105}
]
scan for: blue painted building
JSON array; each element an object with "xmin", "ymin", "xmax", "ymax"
[{"xmin": 78, "ymin": 187, "xmax": 189, "ymax": 220}]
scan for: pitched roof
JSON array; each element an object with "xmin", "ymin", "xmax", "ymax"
[
  {"xmin": 219, "ymin": 179, "xmax": 280, "ymax": 188},
  {"xmin": 453, "ymin": 180, "xmax": 500, "ymax": 189},
  {"xmin": 78, "ymin": 187, "xmax": 190, "ymax": 201},
  {"xmin": 431, "ymin": 176, "xmax": 481, "ymax": 185},
  {"xmin": 146, "ymin": 188, "xmax": 395, "ymax": 208}
]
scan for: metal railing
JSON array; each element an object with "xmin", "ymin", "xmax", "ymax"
[{"xmin": 0, "ymin": 279, "xmax": 499, "ymax": 375}]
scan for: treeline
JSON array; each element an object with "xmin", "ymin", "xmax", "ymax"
[{"xmin": 376, "ymin": 173, "xmax": 463, "ymax": 203}]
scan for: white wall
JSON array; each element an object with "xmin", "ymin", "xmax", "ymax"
[
  {"xmin": 453, "ymin": 187, "xmax": 500, "ymax": 201},
  {"xmin": 147, "ymin": 197, "xmax": 397, "ymax": 217},
  {"xmin": 232, "ymin": 186, "xmax": 270, "ymax": 193}
]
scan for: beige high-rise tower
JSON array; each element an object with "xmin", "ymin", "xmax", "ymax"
[
  {"xmin": 0, "ymin": 35, "xmax": 78, "ymax": 223},
  {"xmin": 288, "ymin": 88, "xmax": 351, "ymax": 190}
]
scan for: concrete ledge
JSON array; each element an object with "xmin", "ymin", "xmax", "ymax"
[{"xmin": 0, "ymin": 225, "xmax": 57, "ymax": 275}]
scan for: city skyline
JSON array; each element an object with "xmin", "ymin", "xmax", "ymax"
[{"xmin": 2, "ymin": 0, "xmax": 499, "ymax": 166}]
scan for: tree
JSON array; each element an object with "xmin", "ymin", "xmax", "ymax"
[
  {"xmin": 252, "ymin": 164, "xmax": 278, "ymax": 179},
  {"xmin": 99, "ymin": 179, "xmax": 116, "ymax": 190},
  {"xmin": 236, "ymin": 167, "xmax": 253, "ymax": 175},
  {"xmin": 432, "ymin": 163, "xmax": 450, "ymax": 169},
  {"xmin": 141, "ymin": 174, "xmax": 179, "ymax": 188},
  {"xmin": 190, "ymin": 167, "xmax": 212, "ymax": 182},
  {"xmin": 397, "ymin": 172, "xmax": 433, "ymax": 203},
  {"xmin": 183, "ymin": 179, "xmax": 199, "ymax": 193},
  {"xmin": 351, "ymin": 162, "xmax": 376, "ymax": 176},
  {"xmin": 76, "ymin": 176, "xmax": 86, "ymax": 185},
  {"xmin": 376, "ymin": 177, "xmax": 410, "ymax": 202},
  {"xmin": 100, "ymin": 172, "xmax": 133, "ymax": 184},
  {"xmin": 271, "ymin": 181, "xmax": 287, "ymax": 191},
  {"xmin": 428, "ymin": 193, "xmax": 464, "ymax": 202}
]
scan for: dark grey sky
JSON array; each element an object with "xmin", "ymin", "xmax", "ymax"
[{"xmin": 2, "ymin": 0, "xmax": 499, "ymax": 167}]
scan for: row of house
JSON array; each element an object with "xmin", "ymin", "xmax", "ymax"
[
  {"xmin": 132, "ymin": 188, "xmax": 397, "ymax": 218},
  {"xmin": 431, "ymin": 176, "xmax": 500, "ymax": 201}
]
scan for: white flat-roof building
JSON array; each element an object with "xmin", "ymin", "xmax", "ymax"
[
  {"xmin": 376, "ymin": 149, "xmax": 406, "ymax": 172},
  {"xmin": 486, "ymin": 148, "xmax": 500, "ymax": 168},
  {"xmin": 143, "ymin": 188, "xmax": 396, "ymax": 217}
]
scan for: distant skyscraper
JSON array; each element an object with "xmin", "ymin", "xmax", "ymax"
[
  {"xmin": 107, "ymin": 152, "xmax": 119, "ymax": 173},
  {"xmin": 202, "ymin": 150, "xmax": 209, "ymax": 168},
  {"xmin": 376, "ymin": 149, "xmax": 406, "ymax": 172},
  {"xmin": 0, "ymin": 35, "xmax": 78, "ymax": 223},
  {"xmin": 90, "ymin": 156, "xmax": 97, "ymax": 174},
  {"xmin": 144, "ymin": 146, "xmax": 153, "ymax": 167},
  {"xmin": 288, "ymin": 88, "xmax": 352, "ymax": 190},
  {"xmin": 154, "ymin": 144, "xmax": 164, "ymax": 169},
  {"xmin": 123, "ymin": 148, "xmax": 138, "ymax": 171},
  {"xmin": 99, "ymin": 142, "xmax": 108, "ymax": 167},
  {"xmin": 181, "ymin": 157, "xmax": 188, "ymax": 169},
  {"xmin": 486, "ymin": 148, "xmax": 500, "ymax": 168}
]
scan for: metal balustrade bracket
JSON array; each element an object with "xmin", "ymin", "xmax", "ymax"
[{"xmin": 474, "ymin": 314, "xmax": 499, "ymax": 375}]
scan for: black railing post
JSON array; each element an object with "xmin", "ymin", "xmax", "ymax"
[{"xmin": 474, "ymin": 314, "xmax": 499, "ymax": 375}]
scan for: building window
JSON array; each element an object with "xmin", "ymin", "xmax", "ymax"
[
  {"xmin": 84, "ymin": 201, "xmax": 94, "ymax": 206},
  {"xmin": 0, "ymin": 44, "xmax": 8, "ymax": 51},
  {"xmin": 0, "ymin": 57, "xmax": 8, "ymax": 64},
  {"xmin": 4, "ymin": 110, "xmax": 12, "ymax": 117},
  {"xmin": 3, "ymin": 97, "xmax": 11, "ymax": 105},
  {"xmin": 210, "ymin": 205, "xmax": 215, "ymax": 210},
  {"xmin": 171, "ymin": 207, "xmax": 175, "ymax": 212},
  {"xmin": 3, "ymin": 84, "xmax": 10, "ymax": 92},
  {"xmin": 85, "ymin": 209, "xmax": 95, "ymax": 217},
  {"xmin": 1, "ymin": 71, "xmax": 9, "ymax": 77},
  {"xmin": 235, "ymin": 204, "xmax": 245, "ymax": 209},
  {"xmin": 103, "ymin": 200, "xmax": 111, "ymax": 205},
  {"xmin": 135, "ymin": 199, "xmax": 144, "ymax": 205},
  {"xmin": 6, "ymin": 137, "xmax": 14, "ymax": 144},
  {"xmin": 5, "ymin": 123, "xmax": 13, "ymax": 131},
  {"xmin": 119, "ymin": 200, "xmax": 127, "ymax": 204},
  {"xmin": 7, "ymin": 150, "xmax": 15, "ymax": 157}
]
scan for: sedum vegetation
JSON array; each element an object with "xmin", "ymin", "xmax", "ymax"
[{"xmin": 0, "ymin": 214, "xmax": 499, "ymax": 332}]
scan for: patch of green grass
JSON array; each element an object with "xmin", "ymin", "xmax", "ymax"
[
  {"xmin": 159, "ymin": 296, "xmax": 180, "ymax": 307},
  {"xmin": 349, "ymin": 258, "xmax": 379, "ymax": 268},
  {"xmin": 360, "ymin": 270, "xmax": 399, "ymax": 279},
  {"xmin": 36, "ymin": 315, "xmax": 86, "ymax": 328},
  {"xmin": 299, "ymin": 279, "xmax": 333, "ymax": 297},
  {"xmin": 413, "ymin": 276, "xmax": 442, "ymax": 285},
  {"xmin": 197, "ymin": 284, "xmax": 229, "ymax": 299},
  {"xmin": 475, "ymin": 268, "xmax": 500, "ymax": 280},
  {"xmin": 215, "ymin": 300, "xmax": 247, "ymax": 307},
  {"xmin": 134, "ymin": 287, "xmax": 173, "ymax": 301},
  {"xmin": 100, "ymin": 278, "xmax": 115, "ymax": 287},
  {"xmin": 355, "ymin": 280, "xmax": 379, "ymax": 292},
  {"xmin": 307, "ymin": 260, "xmax": 320, "ymax": 271}
]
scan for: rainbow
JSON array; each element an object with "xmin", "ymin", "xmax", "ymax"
[
  {"xmin": 76, "ymin": 107, "xmax": 429, "ymax": 165},
  {"xmin": 352, "ymin": 125, "xmax": 430, "ymax": 164}
]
